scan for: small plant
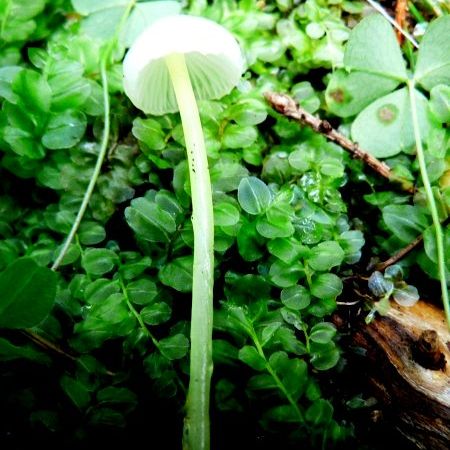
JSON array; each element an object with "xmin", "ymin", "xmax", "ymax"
[
  {"xmin": 326, "ymin": 14, "xmax": 450, "ymax": 327},
  {"xmin": 367, "ymin": 265, "xmax": 420, "ymax": 321}
]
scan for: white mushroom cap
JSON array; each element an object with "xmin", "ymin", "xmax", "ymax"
[{"xmin": 123, "ymin": 14, "xmax": 246, "ymax": 115}]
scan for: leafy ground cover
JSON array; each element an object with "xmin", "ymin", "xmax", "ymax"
[{"xmin": 0, "ymin": 1, "xmax": 448, "ymax": 449}]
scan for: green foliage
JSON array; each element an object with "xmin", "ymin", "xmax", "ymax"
[
  {"xmin": 326, "ymin": 13, "xmax": 449, "ymax": 158},
  {"xmin": 0, "ymin": 257, "xmax": 57, "ymax": 328},
  {"xmin": 1, "ymin": 0, "xmax": 447, "ymax": 448}
]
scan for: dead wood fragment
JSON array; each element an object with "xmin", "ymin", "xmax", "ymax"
[{"xmin": 337, "ymin": 300, "xmax": 450, "ymax": 450}]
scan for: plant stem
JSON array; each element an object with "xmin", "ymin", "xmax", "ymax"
[
  {"xmin": 51, "ymin": 58, "xmax": 110, "ymax": 271},
  {"xmin": 119, "ymin": 277, "xmax": 161, "ymax": 351},
  {"xmin": 407, "ymin": 80, "xmax": 450, "ymax": 328},
  {"xmin": 165, "ymin": 53, "xmax": 214, "ymax": 450},
  {"xmin": 250, "ymin": 328, "xmax": 304, "ymax": 423}
]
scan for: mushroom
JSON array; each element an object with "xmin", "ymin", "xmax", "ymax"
[{"xmin": 123, "ymin": 14, "xmax": 245, "ymax": 450}]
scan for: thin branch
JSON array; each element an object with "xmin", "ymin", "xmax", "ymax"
[
  {"xmin": 264, "ymin": 92, "xmax": 415, "ymax": 194},
  {"xmin": 375, "ymin": 233, "xmax": 423, "ymax": 271},
  {"xmin": 366, "ymin": 0, "xmax": 419, "ymax": 48},
  {"xmin": 23, "ymin": 329, "xmax": 77, "ymax": 361},
  {"xmin": 23, "ymin": 329, "xmax": 116, "ymax": 376}
]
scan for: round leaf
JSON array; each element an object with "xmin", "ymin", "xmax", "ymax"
[{"xmin": 238, "ymin": 177, "xmax": 272, "ymax": 215}]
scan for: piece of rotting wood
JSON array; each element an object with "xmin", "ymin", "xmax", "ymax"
[{"xmin": 337, "ymin": 300, "xmax": 450, "ymax": 450}]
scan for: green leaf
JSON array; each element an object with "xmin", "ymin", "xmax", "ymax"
[
  {"xmin": 125, "ymin": 197, "xmax": 176, "ymax": 243},
  {"xmin": 309, "ymin": 322, "xmax": 337, "ymax": 344},
  {"xmin": 238, "ymin": 177, "xmax": 272, "ymax": 215},
  {"xmin": 132, "ymin": 117, "xmax": 166, "ymax": 151},
  {"xmin": 338, "ymin": 230, "xmax": 365, "ymax": 264},
  {"xmin": 159, "ymin": 333, "xmax": 189, "ymax": 360},
  {"xmin": 308, "ymin": 241, "xmax": 345, "ymax": 271},
  {"xmin": 280, "ymin": 285, "xmax": 311, "ymax": 310},
  {"xmin": 223, "ymin": 124, "xmax": 258, "ymax": 149},
  {"xmin": 42, "ymin": 110, "xmax": 87, "ymax": 149},
  {"xmin": 0, "ymin": 258, "xmax": 57, "ymax": 329},
  {"xmin": 213, "ymin": 339, "xmax": 239, "ymax": 365},
  {"xmin": 344, "ymin": 14, "xmax": 407, "ymax": 81},
  {"xmin": 78, "ymin": 222, "xmax": 106, "ymax": 245},
  {"xmin": 85, "ymin": 279, "xmax": 119, "ymax": 305},
  {"xmin": 393, "ymin": 285, "xmax": 420, "ymax": 307},
  {"xmin": 12, "ymin": 69, "xmax": 52, "ymax": 112},
  {"xmin": 268, "ymin": 238, "xmax": 303, "ymax": 264},
  {"xmin": 49, "ymin": 67, "xmax": 91, "ymax": 111},
  {"xmin": 97, "ymin": 386, "xmax": 138, "ymax": 406},
  {"xmin": 60, "ymin": 375, "xmax": 91, "ymax": 410},
  {"xmin": 227, "ymin": 98, "xmax": 268, "ymax": 126},
  {"xmin": 0, "ymin": 337, "xmax": 49, "ymax": 364},
  {"xmin": 382, "ymin": 205, "xmax": 429, "ymax": 242},
  {"xmin": 159, "ymin": 256, "xmax": 193, "ymax": 292},
  {"xmin": 265, "ymin": 405, "xmax": 301, "ymax": 423},
  {"xmin": 81, "ymin": 248, "xmax": 118, "ymax": 276},
  {"xmin": 310, "ymin": 273, "xmax": 343, "ymax": 300},
  {"xmin": 414, "ymin": 16, "xmax": 450, "ymax": 91},
  {"xmin": 127, "ymin": 279, "xmax": 158, "ymax": 305},
  {"xmin": 351, "ymin": 87, "xmax": 430, "ymax": 158},
  {"xmin": 214, "ymin": 202, "xmax": 240, "ymax": 227},
  {"xmin": 140, "ymin": 302, "xmax": 171, "ymax": 325},
  {"xmin": 261, "ymin": 322, "xmax": 282, "ymax": 347},
  {"xmin": 281, "ymin": 358, "xmax": 308, "ymax": 401},
  {"xmin": 305, "ymin": 399, "xmax": 334, "ymax": 425},
  {"xmin": 429, "ymin": 84, "xmax": 450, "ymax": 123},
  {"xmin": 423, "ymin": 225, "xmax": 450, "ymax": 270},
  {"xmin": 72, "ymin": 0, "xmax": 127, "ymax": 14},
  {"xmin": 0, "ymin": 66, "xmax": 22, "ymax": 103},
  {"xmin": 326, "ymin": 69, "xmax": 400, "ymax": 117},
  {"xmin": 310, "ymin": 343, "xmax": 340, "ymax": 370},
  {"xmin": 238, "ymin": 345, "xmax": 266, "ymax": 371},
  {"xmin": 269, "ymin": 260, "xmax": 304, "ymax": 288},
  {"xmin": 247, "ymin": 373, "xmax": 277, "ymax": 390},
  {"xmin": 4, "ymin": 126, "xmax": 45, "ymax": 159}
]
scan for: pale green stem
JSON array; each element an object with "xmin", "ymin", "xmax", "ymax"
[
  {"xmin": 165, "ymin": 53, "xmax": 214, "ymax": 450},
  {"xmin": 51, "ymin": 59, "xmax": 110, "ymax": 271},
  {"xmin": 250, "ymin": 328, "xmax": 304, "ymax": 423},
  {"xmin": 407, "ymin": 80, "xmax": 450, "ymax": 327}
]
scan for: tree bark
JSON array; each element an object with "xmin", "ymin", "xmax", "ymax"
[{"xmin": 337, "ymin": 300, "xmax": 450, "ymax": 450}]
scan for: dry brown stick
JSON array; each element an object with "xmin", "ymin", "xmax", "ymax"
[
  {"xmin": 375, "ymin": 233, "xmax": 424, "ymax": 271},
  {"xmin": 265, "ymin": 92, "xmax": 415, "ymax": 194},
  {"xmin": 23, "ymin": 329, "xmax": 116, "ymax": 375},
  {"xmin": 23, "ymin": 329, "xmax": 77, "ymax": 361},
  {"xmin": 395, "ymin": 0, "xmax": 408, "ymax": 45}
]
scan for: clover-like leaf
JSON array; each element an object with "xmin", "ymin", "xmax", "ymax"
[
  {"xmin": 414, "ymin": 15, "xmax": 450, "ymax": 91},
  {"xmin": 326, "ymin": 69, "xmax": 400, "ymax": 117},
  {"xmin": 351, "ymin": 87, "xmax": 430, "ymax": 158},
  {"xmin": 344, "ymin": 14, "xmax": 407, "ymax": 81}
]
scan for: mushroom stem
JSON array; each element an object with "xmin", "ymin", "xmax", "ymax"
[{"xmin": 165, "ymin": 52, "xmax": 214, "ymax": 450}]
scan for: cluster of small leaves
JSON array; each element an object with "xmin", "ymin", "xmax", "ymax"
[{"xmin": 367, "ymin": 265, "xmax": 420, "ymax": 321}]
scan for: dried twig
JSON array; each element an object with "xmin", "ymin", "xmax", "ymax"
[
  {"xmin": 395, "ymin": 0, "xmax": 408, "ymax": 45},
  {"xmin": 265, "ymin": 92, "xmax": 415, "ymax": 194},
  {"xmin": 23, "ymin": 329, "xmax": 77, "ymax": 361},
  {"xmin": 375, "ymin": 233, "xmax": 424, "ymax": 271}
]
